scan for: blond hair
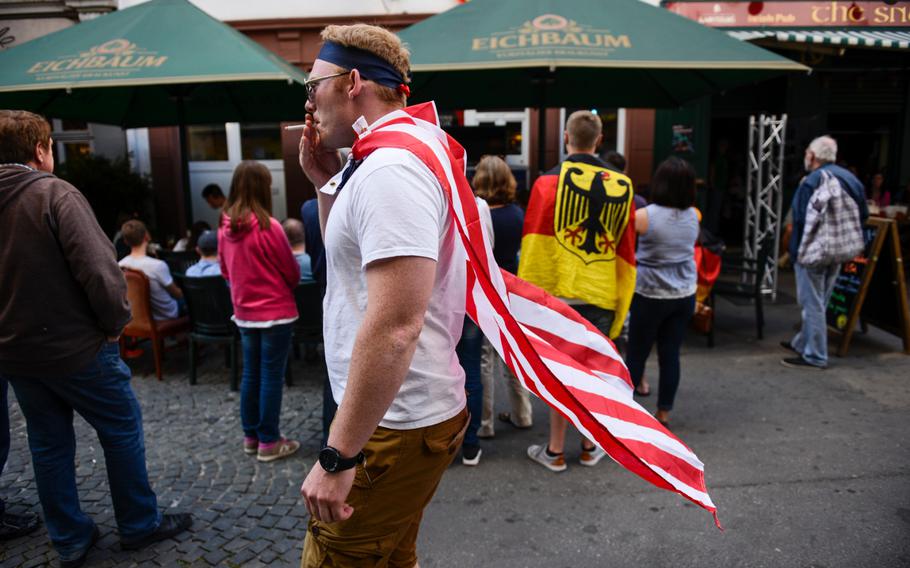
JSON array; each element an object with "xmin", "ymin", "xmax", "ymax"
[
  {"xmin": 321, "ymin": 24, "xmax": 410, "ymax": 104},
  {"xmin": 472, "ymin": 156, "xmax": 517, "ymax": 206},
  {"xmin": 566, "ymin": 111, "xmax": 602, "ymax": 151}
]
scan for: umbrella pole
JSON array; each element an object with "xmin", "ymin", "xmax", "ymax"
[
  {"xmin": 537, "ymin": 105, "xmax": 547, "ymax": 176},
  {"xmin": 177, "ymin": 96, "xmax": 193, "ymax": 235}
]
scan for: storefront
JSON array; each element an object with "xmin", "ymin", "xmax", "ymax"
[{"xmin": 655, "ymin": 1, "xmax": 910, "ymax": 242}]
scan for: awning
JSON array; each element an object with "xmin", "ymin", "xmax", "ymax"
[{"xmin": 727, "ymin": 29, "xmax": 910, "ymax": 50}]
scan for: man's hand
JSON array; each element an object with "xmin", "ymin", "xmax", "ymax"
[
  {"xmin": 300, "ymin": 461, "xmax": 356, "ymax": 524},
  {"xmin": 298, "ymin": 113, "xmax": 343, "ymax": 188}
]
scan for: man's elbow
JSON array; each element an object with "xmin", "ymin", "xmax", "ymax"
[{"xmin": 385, "ymin": 316, "xmax": 425, "ymax": 354}]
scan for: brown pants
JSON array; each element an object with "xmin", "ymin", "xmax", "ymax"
[{"xmin": 301, "ymin": 408, "xmax": 468, "ymax": 568}]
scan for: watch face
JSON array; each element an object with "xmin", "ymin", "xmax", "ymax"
[{"xmin": 319, "ymin": 448, "xmax": 339, "ymax": 472}]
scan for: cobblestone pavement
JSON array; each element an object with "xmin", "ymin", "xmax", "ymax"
[{"xmin": 1, "ymin": 345, "xmax": 325, "ymax": 567}]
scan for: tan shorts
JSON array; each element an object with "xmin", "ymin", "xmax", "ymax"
[{"xmin": 301, "ymin": 408, "xmax": 469, "ymax": 568}]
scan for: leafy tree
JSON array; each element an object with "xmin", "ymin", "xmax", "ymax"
[{"xmin": 57, "ymin": 154, "xmax": 154, "ymax": 238}]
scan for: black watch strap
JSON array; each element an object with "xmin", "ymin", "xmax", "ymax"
[{"xmin": 319, "ymin": 446, "xmax": 365, "ymax": 473}]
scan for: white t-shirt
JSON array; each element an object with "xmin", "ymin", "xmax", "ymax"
[
  {"xmin": 321, "ymin": 147, "xmax": 467, "ymax": 430},
  {"xmin": 119, "ymin": 255, "xmax": 179, "ymax": 320}
]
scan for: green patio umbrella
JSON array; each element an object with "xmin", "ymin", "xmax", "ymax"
[
  {"xmin": 0, "ymin": 0, "xmax": 309, "ymax": 227},
  {"xmin": 0, "ymin": 0, "xmax": 308, "ymax": 126},
  {"xmin": 398, "ymin": 0, "xmax": 807, "ymax": 109}
]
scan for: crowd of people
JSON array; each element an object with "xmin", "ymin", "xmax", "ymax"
[{"xmin": 0, "ymin": 20, "xmax": 875, "ymax": 568}]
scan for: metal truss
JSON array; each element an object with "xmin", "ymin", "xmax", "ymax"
[{"xmin": 744, "ymin": 114, "xmax": 787, "ymax": 299}]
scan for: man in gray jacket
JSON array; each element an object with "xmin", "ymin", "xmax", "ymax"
[
  {"xmin": 0, "ymin": 110, "xmax": 190, "ymax": 567},
  {"xmin": 781, "ymin": 135, "xmax": 868, "ymax": 370}
]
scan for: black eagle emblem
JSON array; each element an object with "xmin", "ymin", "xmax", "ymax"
[{"xmin": 555, "ymin": 164, "xmax": 631, "ymax": 263}]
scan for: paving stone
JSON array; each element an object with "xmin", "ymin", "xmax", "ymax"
[
  {"xmin": 203, "ymin": 548, "xmax": 230, "ymax": 566},
  {"xmin": 21, "ymin": 553, "xmax": 51, "ymax": 568},
  {"xmin": 229, "ymin": 548, "xmax": 259, "ymax": 566},
  {"xmin": 1, "ymin": 555, "xmax": 26, "ymax": 567}
]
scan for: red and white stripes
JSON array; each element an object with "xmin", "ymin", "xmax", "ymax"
[{"xmin": 352, "ymin": 102, "xmax": 720, "ymax": 528}]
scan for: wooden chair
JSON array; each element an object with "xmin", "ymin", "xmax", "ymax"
[
  {"xmin": 121, "ymin": 268, "xmax": 190, "ymax": 381},
  {"xmin": 178, "ymin": 275, "xmax": 239, "ymax": 390}
]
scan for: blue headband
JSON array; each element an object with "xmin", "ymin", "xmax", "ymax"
[{"xmin": 316, "ymin": 41, "xmax": 408, "ymax": 93}]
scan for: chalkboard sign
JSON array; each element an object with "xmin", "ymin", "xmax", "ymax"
[
  {"xmin": 826, "ymin": 218, "xmax": 910, "ymax": 356},
  {"xmin": 826, "ymin": 224, "xmax": 880, "ymax": 331}
]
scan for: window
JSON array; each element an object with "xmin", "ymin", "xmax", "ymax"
[
  {"xmin": 241, "ymin": 123, "xmax": 282, "ymax": 160},
  {"xmin": 63, "ymin": 143, "xmax": 91, "ymax": 159},
  {"xmin": 187, "ymin": 125, "xmax": 228, "ymax": 161}
]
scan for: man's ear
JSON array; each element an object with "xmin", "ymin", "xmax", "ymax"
[
  {"xmin": 348, "ymin": 69, "xmax": 363, "ymax": 99},
  {"xmin": 35, "ymin": 140, "xmax": 50, "ymax": 162},
  {"xmin": 563, "ymin": 131, "xmax": 569, "ymax": 148},
  {"xmin": 594, "ymin": 133, "xmax": 604, "ymax": 150}
]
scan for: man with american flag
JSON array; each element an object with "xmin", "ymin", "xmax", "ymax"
[{"xmin": 298, "ymin": 22, "xmax": 719, "ymax": 567}]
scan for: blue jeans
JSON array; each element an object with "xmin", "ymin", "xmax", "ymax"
[
  {"xmin": 792, "ymin": 263, "xmax": 840, "ymax": 367},
  {"xmin": 3, "ymin": 343, "xmax": 160, "ymax": 560},
  {"xmin": 1, "ymin": 378, "xmax": 8, "ymax": 516},
  {"xmin": 456, "ymin": 319, "xmax": 483, "ymax": 449},
  {"xmin": 626, "ymin": 294, "xmax": 695, "ymax": 411},
  {"xmin": 239, "ymin": 324, "xmax": 293, "ymax": 444}
]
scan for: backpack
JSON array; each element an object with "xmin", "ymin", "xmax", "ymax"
[{"xmin": 797, "ymin": 170, "xmax": 864, "ymax": 267}]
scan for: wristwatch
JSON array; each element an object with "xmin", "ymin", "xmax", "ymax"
[{"xmin": 318, "ymin": 446, "xmax": 365, "ymax": 473}]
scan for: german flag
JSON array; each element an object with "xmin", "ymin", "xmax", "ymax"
[{"xmin": 517, "ymin": 158, "xmax": 637, "ymax": 339}]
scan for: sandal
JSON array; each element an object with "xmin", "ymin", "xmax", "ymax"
[{"xmin": 634, "ymin": 385, "xmax": 651, "ymax": 397}]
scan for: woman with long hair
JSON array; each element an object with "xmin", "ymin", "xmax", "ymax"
[
  {"xmin": 471, "ymin": 156, "xmax": 533, "ymax": 439},
  {"xmin": 219, "ymin": 161, "xmax": 301, "ymax": 462},
  {"xmin": 626, "ymin": 157, "xmax": 700, "ymax": 427}
]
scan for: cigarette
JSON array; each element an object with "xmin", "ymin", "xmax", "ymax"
[{"xmin": 284, "ymin": 124, "xmax": 306, "ymax": 131}]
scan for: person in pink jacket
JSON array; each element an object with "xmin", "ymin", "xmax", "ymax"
[{"xmin": 219, "ymin": 161, "xmax": 301, "ymax": 462}]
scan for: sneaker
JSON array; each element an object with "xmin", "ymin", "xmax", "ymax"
[
  {"xmin": 579, "ymin": 445, "xmax": 607, "ymax": 467},
  {"xmin": 257, "ymin": 437, "xmax": 300, "ymax": 463},
  {"xmin": 462, "ymin": 445, "xmax": 482, "ymax": 466},
  {"xmin": 60, "ymin": 525, "xmax": 99, "ymax": 568},
  {"xmin": 779, "ymin": 341, "xmax": 798, "ymax": 354},
  {"xmin": 0, "ymin": 511, "xmax": 41, "ymax": 541},
  {"xmin": 243, "ymin": 437, "xmax": 258, "ymax": 455},
  {"xmin": 527, "ymin": 444, "xmax": 567, "ymax": 472},
  {"xmin": 780, "ymin": 357, "xmax": 824, "ymax": 371},
  {"xmin": 121, "ymin": 513, "xmax": 192, "ymax": 551}
]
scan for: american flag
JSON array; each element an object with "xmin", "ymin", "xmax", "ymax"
[{"xmin": 352, "ymin": 102, "xmax": 720, "ymax": 528}]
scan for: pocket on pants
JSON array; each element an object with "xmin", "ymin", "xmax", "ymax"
[
  {"xmin": 303, "ymin": 518, "xmax": 401, "ymax": 567},
  {"xmin": 423, "ymin": 409, "xmax": 468, "ymax": 455},
  {"xmin": 353, "ymin": 427, "xmax": 403, "ymax": 490}
]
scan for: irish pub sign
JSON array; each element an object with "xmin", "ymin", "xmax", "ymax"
[{"xmin": 664, "ymin": 1, "xmax": 910, "ymax": 27}]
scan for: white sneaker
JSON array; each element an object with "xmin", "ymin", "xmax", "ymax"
[
  {"xmin": 527, "ymin": 444, "xmax": 567, "ymax": 472},
  {"xmin": 462, "ymin": 445, "xmax": 482, "ymax": 466},
  {"xmin": 579, "ymin": 445, "xmax": 607, "ymax": 467}
]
